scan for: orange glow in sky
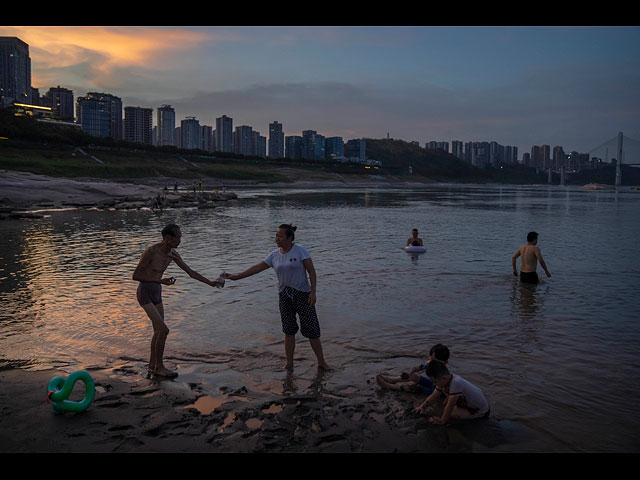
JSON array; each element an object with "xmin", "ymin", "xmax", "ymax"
[{"xmin": 2, "ymin": 26, "xmax": 211, "ymax": 87}]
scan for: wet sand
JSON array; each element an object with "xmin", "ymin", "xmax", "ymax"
[
  {"xmin": 0, "ymin": 170, "xmax": 239, "ymax": 216},
  {"xmin": 0, "ymin": 360, "xmax": 521, "ymax": 453}
]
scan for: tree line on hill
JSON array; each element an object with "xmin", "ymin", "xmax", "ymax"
[{"xmin": 3, "ymin": 109, "xmax": 635, "ymax": 184}]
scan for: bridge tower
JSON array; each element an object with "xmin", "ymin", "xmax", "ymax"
[{"xmin": 615, "ymin": 131, "xmax": 623, "ymax": 186}]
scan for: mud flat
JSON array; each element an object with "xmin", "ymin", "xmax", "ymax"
[{"xmin": 0, "ymin": 170, "xmax": 237, "ymax": 219}]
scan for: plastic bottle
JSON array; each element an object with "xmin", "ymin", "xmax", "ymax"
[{"xmin": 216, "ymin": 271, "xmax": 226, "ymax": 288}]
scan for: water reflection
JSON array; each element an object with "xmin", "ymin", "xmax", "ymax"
[
  {"xmin": 509, "ymin": 277, "xmax": 549, "ymax": 322},
  {"xmin": 1, "ymin": 185, "xmax": 640, "ymax": 451}
]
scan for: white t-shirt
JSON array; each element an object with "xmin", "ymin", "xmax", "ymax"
[
  {"xmin": 441, "ymin": 374, "xmax": 489, "ymax": 414},
  {"xmin": 263, "ymin": 244, "xmax": 312, "ymax": 293}
]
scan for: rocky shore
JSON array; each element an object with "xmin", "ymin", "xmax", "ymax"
[
  {"xmin": 0, "ymin": 170, "xmax": 238, "ymax": 219},
  {"xmin": 0, "ymin": 361, "xmax": 517, "ymax": 453}
]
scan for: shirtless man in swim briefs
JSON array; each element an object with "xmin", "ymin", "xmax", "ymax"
[
  {"xmin": 407, "ymin": 228, "xmax": 424, "ymax": 247},
  {"xmin": 133, "ymin": 224, "xmax": 222, "ymax": 378},
  {"xmin": 512, "ymin": 231, "xmax": 551, "ymax": 284}
]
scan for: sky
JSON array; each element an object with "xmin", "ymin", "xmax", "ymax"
[{"xmin": 2, "ymin": 25, "xmax": 639, "ymax": 158}]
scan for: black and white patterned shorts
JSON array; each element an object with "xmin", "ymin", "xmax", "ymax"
[{"xmin": 278, "ymin": 287, "xmax": 321, "ymax": 339}]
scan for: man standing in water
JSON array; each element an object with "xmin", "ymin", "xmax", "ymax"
[
  {"xmin": 512, "ymin": 231, "xmax": 551, "ymax": 284},
  {"xmin": 133, "ymin": 224, "xmax": 222, "ymax": 378}
]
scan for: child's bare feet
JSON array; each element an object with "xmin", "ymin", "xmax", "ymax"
[{"xmin": 376, "ymin": 374, "xmax": 404, "ymax": 391}]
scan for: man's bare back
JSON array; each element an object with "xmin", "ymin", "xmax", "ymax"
[
  {"xmin": 517, "ymin": 243, "xmax": 540, "ymax": 273},
  {"xmin": 512, "ymin": 232, "xmax": 551, "ymax": 283}
]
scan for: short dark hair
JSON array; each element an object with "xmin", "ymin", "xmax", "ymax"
[
  {"xmin": 162, "ymin": 224, "xmax": 181, "ymax": 237},
  {"xmin": 425, "ymin": 359, "xmax": 450, "ymax": 380},
  {"xmin": 279, "ymin": 223, "xmax": 297, "ymax": 241},
  {"xmin": 429, "ymin": 344, "xmax": 450, "ymax": 362},
  {"xmin": 527, "ymin": 231, "xmax": 538, "ymax": 242}
]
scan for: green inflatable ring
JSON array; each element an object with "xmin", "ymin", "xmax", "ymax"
[{"xmin": 47, "ymin": 370, "xmax": 96, "ymax": 413}]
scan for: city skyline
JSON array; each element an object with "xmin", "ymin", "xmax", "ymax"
[{"xmin": 1, "ymin": 25, "xmax": 639, "ymax": 157}]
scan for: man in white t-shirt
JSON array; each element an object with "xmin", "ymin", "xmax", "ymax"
[
  {"xmin": 224, "ymin": 224, "xmax": 330, "ymax": 371},
  {"xmin": 415, "ymin": 359, "xmax": 490, "ymax": 423}
]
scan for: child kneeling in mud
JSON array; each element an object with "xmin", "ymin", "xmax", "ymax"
[{"xmin": 414, "ymin": 359, "xmax": 490, "ymax": 424}]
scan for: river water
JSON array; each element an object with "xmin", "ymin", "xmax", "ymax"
[{"xmin": 1, "ymin": 183, "xmax": 639, "ymax": 452}]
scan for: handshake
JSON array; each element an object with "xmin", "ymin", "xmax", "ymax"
[{"xmin": 214, "ymin": 271, "xmax": 236, "ymax": 288}]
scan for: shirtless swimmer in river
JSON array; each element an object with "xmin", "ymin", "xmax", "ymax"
[
  {"xmin": 133, "ymin": 224, "xmax": 222, "ymax": 378},
  {"xmin": 512, "ymin": 231, "xmax": 551, "ymax": 284},
  {"xmin": 406, "ymin": 228, "xmax": 424, "ymax": 247}
]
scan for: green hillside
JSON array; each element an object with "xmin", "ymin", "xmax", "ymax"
[{"xmin": 2, "ymin": 109, "xmax": 636, "ymax": 185}]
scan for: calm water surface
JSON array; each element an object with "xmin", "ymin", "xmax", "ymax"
[{"xmin": 1, "ymin": 184, "xmax": 639, "ymax": 452}]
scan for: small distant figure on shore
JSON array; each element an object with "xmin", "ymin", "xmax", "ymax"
[
  {"xmin": 199, "ymin": 179, "xmax": 204, "ymax": 193},
  {"xmin": 376, "ymin": 344, "xmax": 450, "ymax": 394},
  {"xmin": 414, "ymin": 360, "xmax": 490, "ymax": 424},
  {"xmin": 153, "ymin": 192, "xmax": 167, "ymax": 214},
  {"xmin": 132, "ymin": 224, "xmax": 223, "ymax": 378},
  {"xmin": 174, "ymin": 182, "xmax": 178, "ymax": 193},
  {"xmin": 406, "ymin": 228, "xmax": 423, "ymax": 247},
  {"xmin": 512, "ymin": 231, "xmax": 551, "ymax": 284}
]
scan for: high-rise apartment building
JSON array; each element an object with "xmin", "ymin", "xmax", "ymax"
[
  {"xmin": 124, "ymin": 106, "xmax": 153, "ymax": 144},
  {"xmin": 216, "ymin": 115, "xmax": 233, "ymax": 153},
  {"xmin": 325, "ymin": 137, "xmax": 344, "ymax": 160},
  {"xmin": 541, "ymin": 144, "xmax": 551, "ymax": 170},
  {"xmin": 470, "ymin": 142, "xmax": 490, "ymax": 168},
  {"xmin": 157, "ymin": 105, "xmax": 176, "ymax": 146},
  {"xmin": 77, "ymin": 95, "xmax": 109, "ymax": 137},
  {"xmin": 302, "ymin": 130, "xmax": 325, "ymax": 160},
  {"xmin": 530, "ymin": 145, "xmax": 542, "ymax": 168},
  {"xmin": 42, "ymin": 86, "xmax": 74, "ymax": 121},
  {"xmin": 0, "ymin": 37, "xmax": 32, "ymax": 106},
  {"xmin": 234, "ymin": 125, "xmax": 255, "ymax": 156},
  {"xmin": 426, "ymin": 141, "xmax": 449, "ymax": 153},
  {"xmin": 180, "ymin": 117, "xmax": 201, "ymax": 150},
  {"xmin": 201, "ymin": 125, "xmax": 213, "ymax": 152},
  {"xmin": 452, "ymin": 140, "xmax": 464, "ymax": 160},
  {"xmin": 253, "ymin": 131, "xmax": 266, "ymax": 157},
  {"xmin": 489, "ymin": 141, "xmax": 503, "ymax": 167},
  {"xmin": 531, "ymin": 145, "xmax": 551, "ymax": 170},
  {"xmin": 504, "ymin": 145, "xmax": 518, "ymax": 165},
  {"xmin": 285, "ymin": 136, "xmax": 302, "ymax": 159},
  {"xmin": 553, "ymin": 146, "xmax": 566, "ymax": 170},
  {"xmin": 76, "ymin": 92, "xmax": 122, "ymax": 139},
  {"xmin": 268, "ymin": 121, "xmax": 285, "ymax": 158},
  {"xmin": 464, "ymin": 141, "xmax": 473, "ymax": 163}
]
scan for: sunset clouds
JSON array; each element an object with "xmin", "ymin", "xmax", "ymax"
[
  {"xmin": 3, "ymin": 26, "xmax": 212, "ymax": 91},
  {"xmin": 1, "ymin": 26, "xmax": 638, "ymax": 155}
]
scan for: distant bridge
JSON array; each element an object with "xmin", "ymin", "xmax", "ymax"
[
  {"xmin": 586, "ymin": 132, "xmax": 639, "ymax": 185},
  {"xmin": 550, "ymin": 132, "xmax": 640, "ymax": 185}
]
